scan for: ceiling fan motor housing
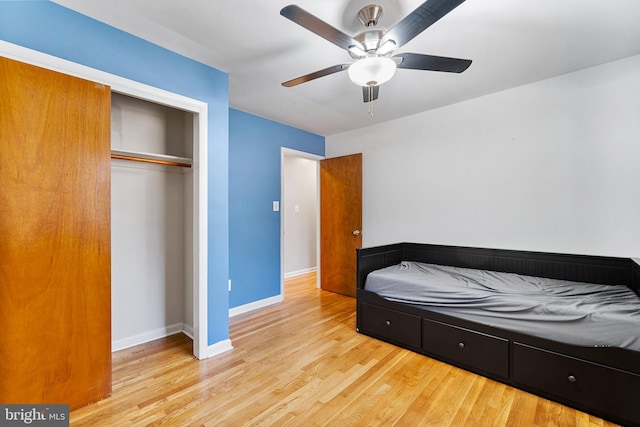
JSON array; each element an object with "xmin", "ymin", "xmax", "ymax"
[
  {"xmin": 351, "ymin": 29, "xmax": 387, "ymax": 57},
  {"xmin": 358, "ymin": 4, "xmax": 384, "ymax": 27}
]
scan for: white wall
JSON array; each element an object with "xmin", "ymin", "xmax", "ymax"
[
  {"xmin": 283, "ymin": 155, "xmax": 318, "ymax": 275},
  {"xmin": 326, "ymin": 55, "xmax": 640, "ymax": 258}
]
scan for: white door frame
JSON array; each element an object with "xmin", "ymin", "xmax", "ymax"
[
  {"xmin": 280, "ymin": 148, "xmax": 324, "ymax": 295},
  {"xmin": 0, "ymin": 41, "xmax": 210, "ymax": 359}
]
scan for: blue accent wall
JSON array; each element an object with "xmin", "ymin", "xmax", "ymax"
[
  {"xmin": 0, "ymin": 1, "xmax": 230, "ymax": 345},
  {"xmin": 229, "ymin": 109, "xmax": 324, "ymax": 308}
]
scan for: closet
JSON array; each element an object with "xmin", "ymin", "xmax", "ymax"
[
  {"xmin": 110, "ymin": 93, "xmax": 194, "ymax": 351},
  {"xmin": 1, "ymin": 51, "xmax": 207, "ymax": 410}
]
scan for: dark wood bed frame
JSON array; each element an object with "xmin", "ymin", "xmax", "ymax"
[{"xmin": 356, "ymin": 242, "xmax": 640, "ymax": 427}]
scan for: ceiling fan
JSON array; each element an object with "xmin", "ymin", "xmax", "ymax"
[{"xmin": 280, "ymin": 0, "xmax": 472, "ymax": 105}]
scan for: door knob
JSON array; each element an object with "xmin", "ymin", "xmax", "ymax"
[{"xmin": 352, "ymin": 229, "xmax": 361, "ymax": 236}]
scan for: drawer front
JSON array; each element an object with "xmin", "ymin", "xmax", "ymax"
[
  {"xmin": 359, "ymin": 303, "xmax": 421, "ymax": 349},
  {"xmin": 513, "ymin": 343, "xmax": 640, "ymax": 425},
  {"xmin": 422, "ymin": 318, "xmax": 509, "ymax": 379}
]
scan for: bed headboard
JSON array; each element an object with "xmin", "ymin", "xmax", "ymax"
[
  {"xmin": 357, "ymin": 243, "xmax": 404, "ymax": 290},
  {"xmin": 357, "ymin": 242, "xmax": 638, "ymax": 293},
  {"xmin": 632, "ymin": 258, "xmax": 640, "ymax": 295}
]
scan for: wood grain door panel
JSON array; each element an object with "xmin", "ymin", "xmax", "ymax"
[
  {"xmin": 320, "ymin": 153, "xmax": 362, "ymax": 297},
  {"xmin": 0, "ymin": 57, "xmax": 112, "ymax": 409}
]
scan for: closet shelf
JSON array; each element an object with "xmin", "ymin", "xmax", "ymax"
[{"xmin": 110, "ymin": 149, "xmax": 192, "ymax": 168}]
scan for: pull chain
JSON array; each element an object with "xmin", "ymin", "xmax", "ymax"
[{"xmin": 368, "ymin": 85, "xmax": 374, "ymax": 117}]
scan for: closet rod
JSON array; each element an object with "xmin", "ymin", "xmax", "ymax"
[{"xmin": 111, "ymin": 153, "xmax": 192, "ymax": 168}]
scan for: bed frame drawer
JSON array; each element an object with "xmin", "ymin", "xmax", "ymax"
[
  {"xmin": 359, "ymin": 303, "xmax": 421, "ymax": 350},
  {"xmin": 513, "ymin": 343, "xmax": 640, "ymax": 426},
  {"xmin": 422, "ymin": 318, "xmax": 509, "ymax": 379}
]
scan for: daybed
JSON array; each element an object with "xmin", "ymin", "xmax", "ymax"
[{"xmin": 356, "ymin": 242, "xmax": 640, "ymax": 426}]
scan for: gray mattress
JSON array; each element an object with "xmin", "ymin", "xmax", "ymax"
[{"xmin": 365, "ymin": 261, "xmax": 640, "ymax": 351}]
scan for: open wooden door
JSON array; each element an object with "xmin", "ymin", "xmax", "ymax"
[
  {"xmin": 320, "ymin": 153, "xmax": 362, "ymax": 297},
  {"xmin": 0, "ymin": 57, "xmax": 112, "ymax": 409}
]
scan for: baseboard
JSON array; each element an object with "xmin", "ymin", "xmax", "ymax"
[
  {"xmin": 200, "ymin": 339, "xmax": 233, "ymax": 359},
  {"xmin": 182, "ymin": 324, "xmax": 194, "ymax": 340},
  {"xmin": 112, "ymin": 323, "xmax": 187, "ymax": 352},
  {"xmin": 229, "ymin": 294, "xmax": 284, "ymax": 317},
  {"xmin": 283, "ymin": 267, "xmax": 317, "ymax": 278}
]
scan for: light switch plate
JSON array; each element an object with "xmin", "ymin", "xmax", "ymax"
[{"xmin": 273, "ymin": 201, "xmax": 280, "ymax": 212}]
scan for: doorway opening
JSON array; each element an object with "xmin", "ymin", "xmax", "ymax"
[
  {"xmin": 110, "ymin": 93, "xmax": 196, "ymax": 355},
  {"xmin": 281, "ymin": 148, "xmax": 324, "ymax": 296}
]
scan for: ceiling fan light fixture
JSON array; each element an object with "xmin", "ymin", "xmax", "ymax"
[
  {"xmin": 348, "ymin": 56, "xmax": 397, "ymax": 87},
  {"xmin": 348, "ymin": 44, "xmax": 367, "ymax": 58},
  {"xmin": 376, "ymin": 39, "xmax": 396, "ymax": 55}
]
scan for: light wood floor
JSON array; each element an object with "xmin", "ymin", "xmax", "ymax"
[{"xmin": 71, "ymin": 273, "xmax": 618, "ymax": 426}]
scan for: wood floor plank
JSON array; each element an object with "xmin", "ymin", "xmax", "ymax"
[
  {"xmin": 70, "ymin": 272, "xmax": 620, "ymax": 426},
  {"xmin": 446, "ymin": 375, "xmax": 488, "ymax": 426}
]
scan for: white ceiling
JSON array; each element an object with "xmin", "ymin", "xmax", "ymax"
[{"xmin": 53, "ymin": 0, "xmax": 640, "ymax": 136}]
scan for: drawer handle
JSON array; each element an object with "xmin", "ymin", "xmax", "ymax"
[
  {"xmin": 385, "ymin": 320, "xmax": 391, "ymax": 327},
  {"xmin": 458, "ymin": 342, "xmax": 465, "ymax": 349},
  {"xmin": 568, "ymin": 375, "xmax": 577, "ymax": 383}
]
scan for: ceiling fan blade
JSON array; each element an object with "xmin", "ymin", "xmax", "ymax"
[
  {"xmin": 395, "ymin": 53, "xmax": 471, "ymax": 73},
  {"xmin": 381, "ymin": 0, "xmax": 466, "ymax": 48},
  {"xmin": 281, "ymin": 5, "xmax": 365, "ymax": 51},
  {"xmin": 362, "ymin": 85, "xmax": 380, "ymax": 103},
  {"xmin": 282, "ymin": 64, "xmax": 349, "ymax": 87}
]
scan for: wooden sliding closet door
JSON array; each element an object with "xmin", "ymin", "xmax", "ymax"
[{"xmin": 0, "ymin": 57, "xmax": 112, "ymax": 409}]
